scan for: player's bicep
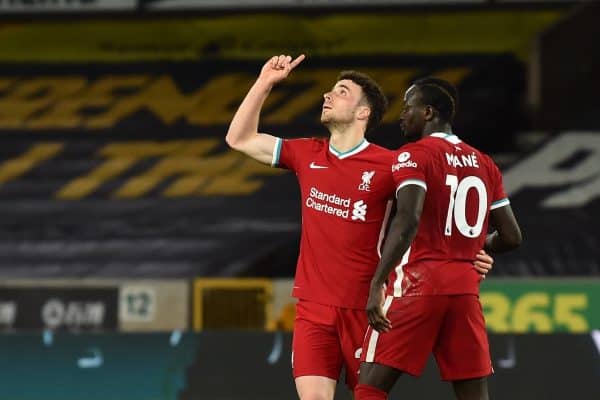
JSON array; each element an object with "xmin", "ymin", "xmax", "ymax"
[
  {"xmin": 394, "ymin": 184, "xmax": 426, "ymax": 231},
  {"xmin": 230, "ymin": 133, "xmax": 280, "ymax": 165},
  {"xmin": 489, "ymin": 203, "xmax": 522, "ymax": 247}
]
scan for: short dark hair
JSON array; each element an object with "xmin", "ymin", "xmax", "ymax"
[
  {"xmin": 412, "ymin": 77, "xmax": 459, "ymax": 123},
  {"xmin": 337, "ymin": 70, "xmax": 389, "ymax": 134}
]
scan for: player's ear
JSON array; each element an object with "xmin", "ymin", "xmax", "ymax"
[
  {"xmin": 357, "ymin": 105, "xmax": 371, "ymax": 121},
  {"xmin": 423, "ymin": 105, "xmax": 435, "ymax": 121}
]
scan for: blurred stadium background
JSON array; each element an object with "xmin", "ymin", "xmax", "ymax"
[{"xmin": 0, "ymin": 0, "xmax": 598, "ymax": 398}]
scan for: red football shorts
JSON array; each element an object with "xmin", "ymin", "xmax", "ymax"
[
  {"xmin": 292, "ymin": 299, "xmax": 368, "ymax": 389},
  {"xmin": 361, "ymin": 295, "xmax": 492, "ymax": 381}
]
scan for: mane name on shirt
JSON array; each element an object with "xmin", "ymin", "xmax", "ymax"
[{"xmin": 445, "ymin": 152, "xmax": 480, "ymax": 168}]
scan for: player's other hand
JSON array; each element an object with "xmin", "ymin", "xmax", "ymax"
[
  {"xmin": 473, "ymin": 249, "xmax": 493, "ymax": 279},
  {"xmin": 258, "ymin": 54, "xmax": 305, "ymax": 87},
  {"xmin": 366, "ymin": 285, "xmax": 391, "ymax": 333}
]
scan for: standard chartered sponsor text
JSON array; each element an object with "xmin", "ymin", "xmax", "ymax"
[{"xmin": 306, "ymin": 187, "xmax": 351, "ymax": 218}]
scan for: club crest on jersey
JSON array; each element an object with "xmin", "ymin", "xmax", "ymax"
[
  {"xmin": 392, "ymin": 152, "xmax": 417, "ymax": 171},
  {"xmin": 358, "ymin": 171, "xmax": 375, "ymax": 191}
]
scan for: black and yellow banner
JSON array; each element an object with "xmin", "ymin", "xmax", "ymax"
[{"xmin": 0, "ymin": 11, "xmax": 563, "ymax": 62}]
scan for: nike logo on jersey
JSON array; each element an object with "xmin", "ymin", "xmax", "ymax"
[{"xmin": 309, "ymin": 162, "xmax": 328, "ymax": 169}]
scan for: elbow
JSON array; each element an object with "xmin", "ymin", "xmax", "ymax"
[
  {"xmin": 225, "ymin": 132, "xmax": 243, "ymax": 151},
  {"xmin": 398, "ymin": 214, "xmax": 420, "ymax": 241},
  {"xmin": 504, "ymin": 229, "xmax": 523, "ymax": 250},
  {"xmin": 225, "ymin": 132, "xmax": 237, "ymax": 149}
]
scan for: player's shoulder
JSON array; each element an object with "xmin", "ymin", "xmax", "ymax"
[
  {"xmin": 366, "ymin": 142, "xmax": 394, "ymax": 153},
  {"xmin": 284, "ymin": 136, "xmax": 327, "ymax": 152},
  {"xmin": 393, "ymin": 140, "xmax": 431, "ymax": 163},
  {"xmin": 459, "ymin": 141, "xmax": 498, "ymax": 169},
  {"xmin": 365, "ymin": 142, "xmax": 396, "ymax": 161}
]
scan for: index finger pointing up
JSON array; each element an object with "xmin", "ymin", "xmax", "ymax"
[{"xmin": 289, "ymin": 54, "xmax": 306, "ymax": 70}]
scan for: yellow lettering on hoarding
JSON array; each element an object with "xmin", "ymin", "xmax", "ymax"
[
  {"xmin": 482, "ymin": 291, "xmax": 591, "ymax": 333},
  {"xmin": 0, "ymin": 68, "xmax": 473, "ymax": 129},
  {"xmin": 0, "ymin": 78, "xmax": 85, "ymax": 128},
  {"xmin": 554, "ymin": 294, "xmax": 588, "ymax": 332},
  {"xmin": 88, "ymin": 75, "xmax": 194, "ymax": 127},
  {"xmin": 114, "ymin": 140, "xmax": 221, "ymax": 198},
  {"xmin": 512, "ymin": 293, "xmax": 552, "ymax": 333},
  {"xmin": 0, "ymin": 143, "xmax": 63, "ymax": 184},
  {"xmin": 199, "ymin": 157, "xmax": 284, "ymax": 196},
  {"xmin": 57, "ymin": 140, "xmax": 218, "ymax": 199},
  {"xmin": 185, "ymin": 73, "xmax": 260, "ymax": 126},
  {"xmin": 481, "ymin": 292, "xmax": 511, "ymax": 333},
  {"xmin": 31, "ymin": 75, "xmax": 150, "ymax": 129}
]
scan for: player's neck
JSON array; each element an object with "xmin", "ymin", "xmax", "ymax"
[
  {"xmin": 328, "ymin": 127, "xmax": 366, "ymax": 153},
  {"xmin": 423, "ymin": 122, "xmax": 453, "ymax": 138}
]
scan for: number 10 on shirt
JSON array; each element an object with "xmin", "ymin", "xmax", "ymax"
[{"xmin": 444, "ymin": 174, "xmax": 488, "ymax": 238}]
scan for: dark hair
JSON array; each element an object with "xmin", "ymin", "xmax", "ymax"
[
  {"xmin": 412, "ymin": 77, "xmax": 459, "ymax": 123},
  {"xmin": 337, "ymin": 70, "xmax": 389, "ymax": 134}
]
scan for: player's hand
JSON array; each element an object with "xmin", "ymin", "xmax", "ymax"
[
  {"xmin": 473, "ymin": 249, "xmax": 493, "ymax": 279},
  {"xmin": 258, "ymin": 54, "xmax": 305, "ymax": 87},
  {"xmin": 366, "ymin": 285, "xmax": 391, "ymax": 333}
]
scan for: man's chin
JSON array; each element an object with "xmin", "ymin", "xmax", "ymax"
[{"xmin": 403, "ymin": 131, "xmax": 420, "ymax": 142}]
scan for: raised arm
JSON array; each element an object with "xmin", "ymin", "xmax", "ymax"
[
  {"xmin": 484, "ymin": 204, "xmax": 522, "ymax": 253},
  {"xmin": 225, "ymin": 54, "xmax": 305, "ymax": 165}
]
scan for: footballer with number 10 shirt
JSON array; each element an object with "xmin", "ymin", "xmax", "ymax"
[{"xmin": 355, "ymin": 78, "xmax": 522, "ymax": 400}]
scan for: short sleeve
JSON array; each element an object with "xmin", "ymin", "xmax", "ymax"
[
  {"xmin": 272, "ymin": 138, "xmax": 317, "ymax": 172},
  {"xmin": 489, "ymin": 161, "xmax": 510, "ymax": 210},
  {"xmin": 392, "ymin": 144, "xmax": 430, "ymax": 196}
]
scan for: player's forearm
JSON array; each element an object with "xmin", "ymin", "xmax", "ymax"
[
  {"xmin": 225, "ymin": 78, "xmax": 273, "ymax": 149},
  {"xmin": 370, "ymin": 216, "xmax": 419, "ymax": 288},
  {"xmin": 484, "ymin": 230, "xmax": 522, "ymax": 253}
]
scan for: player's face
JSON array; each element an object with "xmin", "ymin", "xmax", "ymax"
[
  {"xmin": 321, "ymin": 79, "xmax": 364, "ymax": 127},
  {"xmin": 400, "ymin": 87, "xmax": 426, "ymax": 140}
]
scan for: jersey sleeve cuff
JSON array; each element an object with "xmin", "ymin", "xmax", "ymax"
[
  {"xmin": 395, "ymin": 179, "xmax": 427, "ymax": 197},
  {"xmin": 490, "ymin": 198, "xmax": 510, "ymax": 210},
  {"xmin": 271, "ymin": 137, "xmax": 283, "ymax": 167}
]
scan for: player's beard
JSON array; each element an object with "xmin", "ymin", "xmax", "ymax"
[
  {"xmin": 401, "ymin": 120, "xmax": 425, "ymax": 143},
  {"xmin": 402, "ymin": 128, "xmax": 421, "ymax": 143},
  {"xmin": 321, "ymin": 110, "xmax": 354, "ymax": 133}
]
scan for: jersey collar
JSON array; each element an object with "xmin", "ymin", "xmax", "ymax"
[
  {"xmin": 328, "ymin": 139, "xmax": 370, "ymax": 159},
  {"xmin": 430, "ymin": 132, "xmax": 462, "ymax": 144}
]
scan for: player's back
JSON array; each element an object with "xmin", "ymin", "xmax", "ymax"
[{"xmin": 389, "ymin": 133, "xmax": 508, "ymax": 297}]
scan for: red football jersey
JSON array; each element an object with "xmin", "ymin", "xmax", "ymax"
[
  {"xmin": 273, "ymin": 137, "xmax": 396, "ymax": 309},
  {"xmin": 388, "ymin": 132, "xmax": 509, "ymax": 297}
]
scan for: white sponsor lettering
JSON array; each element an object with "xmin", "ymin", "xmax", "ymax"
[
  {"xmin": 445, "ymin": 152, "xmax": 479, "ymax": 168},
  {"xmin": 306, "ymin": 187, "xmax": 351, "ymax": 218},
  {"xmin": 392, "ymin": 160, "xmax": 417, "ymax": 171},
  {"xmin": 504, "ymin": 132, "xmax": 600, "ymax": 208},
  {"xmin": 306, "ymin": 197, "xmax": 349, "ymax": 218},
  {"xmin": 42, "ymin": 299, "xmax": 105, "ymax": 329},
  {"xmin": 309, "ymin": 187, "xmax": 350, "ymax": 207},
  {"xmin": 306, "ymin": 187, "xmax": 367, "ymax": 221}
]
